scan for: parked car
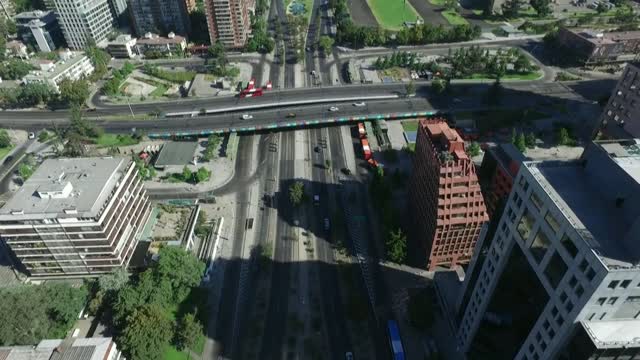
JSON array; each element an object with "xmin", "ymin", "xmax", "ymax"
[
  {"xmin": 286, "ymin": 113, "xmax": 296, "ymax": 118},
  {"xmin": 28, "ymin": 132, "xmax": 35, "ymax": 139},
  {"xmin": 241, "ymin": 114, "xmax": 253, "ymax": 120}
]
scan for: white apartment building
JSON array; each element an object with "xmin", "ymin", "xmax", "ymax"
[
  {"xmin": 48, "ymin": 0, "xmax": 114, "ymax": 49},
  {"xmin": 455, "ymin": 139, "xmax": 640, "ymax": 360},
  {"xmin": 106, "ymin": 34, "xmax": 137, "ymax": 58},
  {"xmin": 22, "ymin": 50, "xmax": 94, "ymax": 92},
  {"xmin": 0, "ymin": 157, "xmax": 151, "ymax": 278}
]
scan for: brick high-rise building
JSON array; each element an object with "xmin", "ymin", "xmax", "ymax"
[
  {"xmin": 409, "ymin": 119, "xmax": 488, "ymax": 270},
  {"xmin": 0, "ymin": 157, "xmax": 151, "ymax": 278},
  {"xmin": 204, "ymin": 0, "xmax": 250, "ymax": 48}
]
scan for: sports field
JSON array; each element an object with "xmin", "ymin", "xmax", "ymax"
[{"xmin": 365, "ymin": 0, "xmax": 422, "ymax": 30}]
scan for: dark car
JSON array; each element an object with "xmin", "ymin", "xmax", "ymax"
[
  {"xmin": 286, "ymin": 113, "xmax": 296, "ymax": 118},
  {"xmin": 341, "ymin": 168, "xmax": 351, "ymax": 175}
]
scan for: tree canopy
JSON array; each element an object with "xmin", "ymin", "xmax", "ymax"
[
  {"xmin": 0, "ymin": 59, "xmax": 35, "ymax": 80},
  {"xmin": 289, "ymin": 181, "xmax": 305, "ymax": 206},
  {"xmin": 107, "ymin": 247, "xmax": 205, "ymax": 359},
  {"xmin": 118, "ymin": 304, "xmax": 173, "ymax": 360},
  {"xmin": 0, "ymin": 283, "xmax": 88, "ymax": 346}
]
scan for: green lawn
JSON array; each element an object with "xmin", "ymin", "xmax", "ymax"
[
  {"xmin": 366, "ymin": 0, "xmax": 422, "ymax": 30},
  {"xmin": 150, "ymin": 84, "xmax": 169, "ymax": 97},
  {"xmin": 442, "ymin": 9, "xmax": 469, "ymax": 25},
  {"xmin": 162, "ymin": 334, "xmax": 205, "ymax": 360},
  {"xmin": 95, "ymin": 134, "xmax": 140, "ymax": 148},
  {"xmin": 466, "ymin": 71, "xmax": 543, "ymax": 80},
  {"xmin": 0, "ymin": 145, "xmax": 14, "ymax": 162},
  {"xmin": 401, "ymin": 120, "xmax": 419, "ymax": 132},
  {"xmin": 472, "ymin": 9, "xmax": 483, "ymax": 15}
]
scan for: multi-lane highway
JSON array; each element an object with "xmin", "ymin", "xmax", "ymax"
[{"xmin": 0, "ymin": 81, "xmax": 589, "ymax": 133}]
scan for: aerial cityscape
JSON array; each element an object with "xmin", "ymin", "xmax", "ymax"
[{"xmin": 0, "ymin": 0, "xmax": 638, "ymax": 357}]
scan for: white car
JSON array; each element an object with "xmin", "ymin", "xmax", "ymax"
[
  {"xmin": 352, "ymin": 102, "xmax": 366, "ymax": 107},
  {"xmin": 28, "ymin": 132, "xmax": 35, "ymax": 139},
  {"xmin": 241, "ymin": 114, "xmax": 253, "ymax": 120},
  {"xmin": 329, "ymin": 106, "xmax": 339, "ymax": 112}
]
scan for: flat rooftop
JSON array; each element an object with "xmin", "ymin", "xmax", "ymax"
[
  {"xmin": 26, "ymin": 52, "xmax": 89, "ymax": 81},
  {"xmin": 526, "ymin": 160, "xmax": 640, "ymax": 268},
  {"xmin": 582, "ymin": 320, "xmax": 640, "ymax": 349},
  {"xmin": 0, "ymin": 158, "xmax": 128, "ymax": 221},
  {"xmin": 599, "ymin": 139, "xmax": 640, "ymax": 184},
  {"xmin": 154, "ymin": 142, "xmax": 198, "ymax": 167}
]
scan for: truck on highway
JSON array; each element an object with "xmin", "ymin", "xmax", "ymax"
[
  {"xmin": 361, "ymin": 138, "xmax": 371, "ymax": 160},
  {"xmin": 357, "ymin": 123, "xmax": 366, "ymax": 138}
]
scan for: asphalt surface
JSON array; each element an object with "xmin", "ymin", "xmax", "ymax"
[
  {"xmin": 211, "ymin": 135, "xmax": 256, "ymax": 358},
  {"xmin": 259, "ymin": 130, "xmax": 296, "ymax": 358},
  {"xmin": 308, "ymin": 126, "xmax": 353, "ymax": 358}
]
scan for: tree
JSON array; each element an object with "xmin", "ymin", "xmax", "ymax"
[
  {"xmin": 613, "ymin": 4, "xmax": 635, "ymax": 23},
  {"xmin": 525, "ymin": 132, "xmax": 536, "ymax": 148},
  {"xmin": 19, "ymin": 82, "xmax": 55, "ymax": 106},
  {"xmin": 195, "ymin": 167, "xmax": 211, "ymax": 183},
  {"xmin": 176, "ymin": 312, "xmax": 203, "ymax": 351},
  {"xmin": 0, "ymin": 59, "xmax": 35, "ymax": 80},
  {"xmin": 0, "ymin": 129, "xmax": 11, "ymax": 148},
  {"xmin": 18, "ymin": 163, "xmax": 34, "ymax": 180},
  {"xmin": 181, "ymin": 166, "xmax": 192, "ymax": 182},
  {"xmin": 38, "ymin": 130, "xmax": 50, "ymax": 142},
  {"xmin": 119, "ymin": 304, "xmax": 173, "ymax": 360},
  {"xmin": 0, "ymin": 283, "xmax": 87, "ymax": 346},
  {"xmin": 555, "ymin": 127, "xmax": 576, "ymax": 146},
  {"xmin": 596, "ymin": 2, "xmax": 608, "ymax": 13},
  {"xmin": 85, "ymin": 41, "xmax": 110, "ymax": 80},
  {"xmin": 0, "ymin": 18, "xmax": 6, "ymax": 62},
  {"xmin": 515, "ymin": 132, "xmax": 527, "ymax": 152},
  {"xmin": 386, "ymin": 228, "xmax": 407, "ymax": 263},
  {"xmin": 444, "ymin": 0, "xmax": 457, "ymax": 10},
  {"xmin": 501, "ymin": 0, "xmax": 524, "ymax": 18},
  {"xmin": 318, "ymin": 35, "xmax": 335, "ymax": 54},
  {"xmin": 514, "ymin": 53, "xmax": 532, "ymax": 73},
  {"xmin": 466, "ymin": 142, "xmax": 481, "ymax": 157},
  {"xmin": 207, "ymin": 40, "xmax": 226, "ymax": 60},
  {"xmin": 202, "ymin": 134, "xmax": 222, "ymax": 161},
  {"xmin": 405, "ymin": 81, "xmax": 416, "ymax": 97},
  {"xmin": 432, "ymin": 78, "xmax": 446, "ymax": 94},
  {"xmin": 530, "ymin": 0, "xmax": 551, "ymax": 16},
  {"xmin": 58, "ymin": 78, "xmax": 90, "ymax": 106},
  {"xmin": 289, "ymin": 181, "xmax": 305, "ymax": 206},
  {"xmin": 155, "ymin": 246, "xmax": 206, "ymax": 303}
]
